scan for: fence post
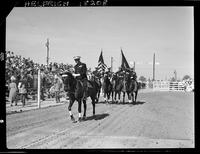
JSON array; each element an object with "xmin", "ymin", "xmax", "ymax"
[{"xmin": 37, "ymin": 69, "xmax": 41, "ymax": 108}]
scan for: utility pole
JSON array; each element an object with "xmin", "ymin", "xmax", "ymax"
[
  {"xmin": 111, "ymin": 57, "xmax": 113, "ymax": 73},
  {"xmin": 133, "ymin": 61, "xmax": 135, "ymax": 71},
  {"xmin": 153, "ymin": 53, "xmax": 155, "ymax": 81},
  {"xmin": 46, "ymin": 38, "xmax": 49, "ymax": 68}
]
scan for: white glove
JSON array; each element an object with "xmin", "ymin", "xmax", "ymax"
[{"xmin": 72, "ymin": 73, "xmax": 80, "ymax": 77}]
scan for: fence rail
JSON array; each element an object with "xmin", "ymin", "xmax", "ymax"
[{"xmin": 153, "ymin": 81, "xmax": 185, "ymax": 91}]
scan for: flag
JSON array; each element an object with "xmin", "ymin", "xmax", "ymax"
[
  {"xmin": 45, "ymin": 38, "xmax": 49, "ymax": 49},
  {"xmin": 97, "ymin": 50, "xmax": 107, "ymax": 74},
  {"xmin": 121, "ymin": 49, "xmax": 130, "ymax": 70}
]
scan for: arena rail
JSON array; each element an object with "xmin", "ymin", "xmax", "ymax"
[{"xmin": 153, "ymin": 81, "xmax": 185, "ymax": 91}]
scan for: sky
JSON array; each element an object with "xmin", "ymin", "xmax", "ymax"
[{"xmin": 6, "ymin": 7, "xmax": 194, "ymax": 80}]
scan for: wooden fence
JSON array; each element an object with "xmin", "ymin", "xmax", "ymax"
[{"xmin": 153, "ymin": 81, "xmax": 185, "ymax": 91}]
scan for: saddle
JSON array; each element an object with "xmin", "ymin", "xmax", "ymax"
[{"xmin": 79, "ymin": 80, "xmax": 93, "ymax": 89}]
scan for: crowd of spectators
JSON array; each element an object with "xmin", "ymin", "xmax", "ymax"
[{"xmin": 6, "ymin": 51, "xmax": 71, "ymax": 106}]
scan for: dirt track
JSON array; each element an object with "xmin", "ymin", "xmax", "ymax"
[{"xmin": 6, "ymin": 91, "xmax": 194, "ymax": 149}]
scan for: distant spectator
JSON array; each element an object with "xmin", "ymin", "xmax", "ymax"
[
  {"xmin": 18, "ymin": 74, "xmax": 27, "ymax": 107},
  {"xmin": 54, "ymin": 74, "xmax": 62, "ymax": 103},
  {"xmin": 40, "ymin": 69, "xmax": 46, "ymax": 101},
  {"xmin": 8, "ymin": 76, "xmax": 18, "ymax": 106}
]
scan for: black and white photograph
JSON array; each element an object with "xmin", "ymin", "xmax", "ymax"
[{"xmin": 5, "ymin": 5, "xmax": 194, "ymax": 149}]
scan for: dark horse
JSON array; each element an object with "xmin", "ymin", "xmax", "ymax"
[
  {"xmin": 102, "ymin": 74, "xmax": 112, "ymax": 102},
  {"xmin": 111, "ymin": 74, "xmax": 124, "ymax": 103},
  {"xmin": 61, "ymin": 71, "xmax": 99, "ymax": 122},
  {"xmin": 90, "ymin": 74, "xmax": 101, "ymax": 102},
  {"xmin": 122, "ymin": 73, "xmax": 138, "ymax": 103}
]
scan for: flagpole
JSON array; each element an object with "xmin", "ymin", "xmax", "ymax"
[
  {"xmin": 120, "ymin": 47, "xmax": 122, "ymax": 69},
  {"xmin": 111, "ymin": 57, "xmax": 113, "ymax": 73}
]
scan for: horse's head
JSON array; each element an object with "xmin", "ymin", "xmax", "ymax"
[
  {"xmin": 124, "ymin": 72, "xmax": 131, "ymax": 81},
  {"xmin": 90, "ymin": 74, "xmax": 96, "ymax": 82},
  {"xmin": 61, "ymin": 71, "xmax": 75, "ymax": 92}
]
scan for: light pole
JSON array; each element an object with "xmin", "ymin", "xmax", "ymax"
[
  {"xmin": 46, "ymin": 38, "xmax": 49, "ymax": 68},
  {"xmin": 153, "ymin": 53, "xmax": 155, "ymax": 81}
]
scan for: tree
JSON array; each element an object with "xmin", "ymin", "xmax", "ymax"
[
  {"xmin": 182, "ymin": 75, "xmax": 191, "ymax": 81},
  {"xmin": 139, "ymin": 76, "xmax": 146, "ymax": 82},
  {"xmin": 170, "ymin": 77, "xmax": 176, "ymax": 82}
]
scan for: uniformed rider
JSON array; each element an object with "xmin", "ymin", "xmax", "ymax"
[
  {"xmin": 72, "ymin": 56, "xmax": 89, "ymax": 100},
  {"xmin": 115, "ymin": 67, "xmax": 125, "ymax": 78},
  {"xmin": 126, "ymin": 67, "xmax": 137, "ymax": 91}
]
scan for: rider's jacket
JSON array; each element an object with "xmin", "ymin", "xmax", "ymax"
[
  {"xmin": 74, "ymin": 62, "xmax": 87, "ymax": 80},
  {"xmin": 115, "ymin": 69, "xmax": 124, "ymax": 78}
]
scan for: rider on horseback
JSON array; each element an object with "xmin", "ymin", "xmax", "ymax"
[
  {"xmin": 72, "ymin": 56, "xmax": 91, "ymax": 100},
  {"xmin": 115, "ymin": 67, "xmax": 124, "ymax": 78},
  {"xmin": 126, "ymin": 67, "xmax": 138, "ymax": 91}
]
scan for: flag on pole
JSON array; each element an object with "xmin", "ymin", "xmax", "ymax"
[
  {"xmin": 97, "ymin": 50, "xmax": 107, "ymax": 74},
  {"xmin": 45, "ymin": 38, "xmax": 49, "ymax": 49},
  {"xmin": 121, "ymin": 49, "xmax": 130, "ymax": 70}
]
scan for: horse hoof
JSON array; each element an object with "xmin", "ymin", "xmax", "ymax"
[
  {"xmin": 78, "ymin": 117, "xmax": 83, "ymax": 122},
  {"xmin": 72, "ymin": 120, "xmax": 77, "ymax": 123},
  {"xmin": 70, "ymin": 115, "xmax": 76, "ymax": 123},
  {"xmin": 82, "ymin": 116, "xmax": 87, "ymax": 121}
]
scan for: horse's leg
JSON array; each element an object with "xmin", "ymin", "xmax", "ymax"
[
  {"xmin": 118, "ymin": 92, "xmax": 121, "ymax": 103},
  {"xmin": 131, "ymin": 92, "xmax": 134, "ymax": 103},
  {"xmin": 135, "ymin": 90, "xmax": 138, "ymax": 103},
  {"xmin": 123, "ymin": 92, "xmax": 125, "ymax": 103},
  {"xmin": 107, "ymin": 92, "xmax": 110, "ymax": 101},
  {"xmin": 111, "ymin": 90, "xmax": 114, "ymax": 102},
  {"xmin": 98, "ymin": 89, "xmax": 100, "ymax": 102},
  {"xmin": 83, "ymin": 99, "xmax": 87, "ymax": 119},
  {"xmin": 97, "ymin": 90, "xmax": 99, "ymax": 101},
  {"xmin": 78, "ymin": 99, "xmax": 82, "ymax": 122},
  {"xmin": 95, "ymin": 94, "xmax": 99, "ymax": 104},
  {"xmin": 91, "ymin": 96, "xmax": 96, "ymax": 116},
  {"xmin": 128, "ymin": 92, "xmax": 132, "ymax": 103},
  {"xmin": 107, "ymin": 91, "xmax": 111, "ymax": 102},
  {"xmin": 103, "ymin": 92, "xmax": 107, "ymax": 102},
  {"xmin": 114, "ymin": 91, "xmax": 117, "ymax": 102},
  {"xmin": 68, "ymin": 98, "xmax": 76, "ymax": 122}
]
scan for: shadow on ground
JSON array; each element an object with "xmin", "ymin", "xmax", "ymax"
[
  {"xmin": 97, "ymin": 100, "xmax": 147, "ymax": 106},
  {"xmin": 83, "ymin": 113, "xmax": 109, "ymax": 121}
]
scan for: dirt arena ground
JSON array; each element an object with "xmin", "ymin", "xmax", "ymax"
[{"xmin": 6, "ymin": 90, "xmax": 194, "ymax": 149}]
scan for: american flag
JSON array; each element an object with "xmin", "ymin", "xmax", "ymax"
[
  {"xmin": 97, "ymin": 50, "xmax": 107, "ymax": 74},
  {"xmin": 121, "ymin": 49, "xmax": 130, "ymax": 70}
]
